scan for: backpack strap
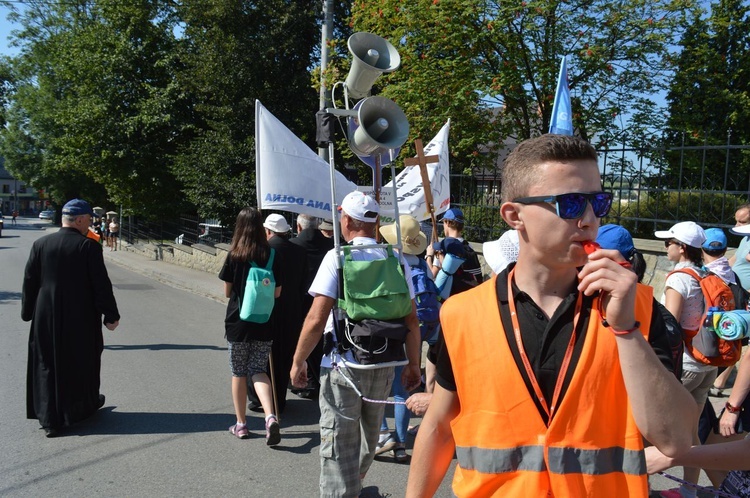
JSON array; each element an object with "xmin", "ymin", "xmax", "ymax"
[
  {"xmin": 265, "ymin": 248, "xmax": 275, "ymax": 270},
  {"xmin": 668, "ymin": 267, "xmax": 703, "ymax": 282}
]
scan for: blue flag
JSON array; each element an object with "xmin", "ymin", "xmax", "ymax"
[{"xmin": 549, "ymin": 56, "xmax": 573, "ymax": 135}]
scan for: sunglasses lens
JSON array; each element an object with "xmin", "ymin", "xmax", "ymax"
[
  {"xmin": 556, "ymin": 194, "xmax": 587, "ymax": 219},
  {"xmin": 591, "ymin": 193, "xmax": 613, "ymax": 218}
]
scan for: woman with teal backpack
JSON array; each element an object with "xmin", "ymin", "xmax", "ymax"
[{"xmin": 219, "ymin": 207, "xmax": 283, "ymax": 445}]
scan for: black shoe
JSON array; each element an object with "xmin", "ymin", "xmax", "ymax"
[
  {"xmin": 97, "ymin": 394, "xmax": 106, "ymax": 409},
  {"xmin": 43, "ymin": 427, "xmax": 59, "ymax": 438},
  {"xmin": 247, "ymin": 400, "xmax": 264, "ymax": 413}
]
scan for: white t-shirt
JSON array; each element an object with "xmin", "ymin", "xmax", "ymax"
[
  {"xmin": 309, "ymin": 237, "xmax": 415, "ymax": 367},
  {"xmin": 661, "ymin": 262, "xmax": 714, "ymax": 373}
]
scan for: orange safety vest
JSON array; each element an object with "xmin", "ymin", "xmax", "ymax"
[{"xmin": 441, "ymin": 277, "xmax": 654, "ymax": 497}]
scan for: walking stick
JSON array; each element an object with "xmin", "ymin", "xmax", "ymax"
[{"xmin": 268, "ymin": 351, "xmax": 280, "ymax": 422}]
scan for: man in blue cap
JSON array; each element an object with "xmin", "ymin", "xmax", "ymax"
[
  {"xmin": 425, "ymin": 207, "xmax": 483, "ymax": 294},
  {"xmin": 22, "ymin": 198, "xmax": 120, "ymax": 437}
]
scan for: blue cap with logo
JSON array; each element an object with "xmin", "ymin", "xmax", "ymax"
[
  {"xmin": 61, "ymin": 199, "xmax": 94, "ymax": 216},
  {"xmin": 702, "ymin": 228, "xmax": 728, "ymax": 251}
]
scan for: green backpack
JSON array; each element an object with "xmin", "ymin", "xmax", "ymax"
[
  {"xmin": 240, "ymin": 248, "xmax": 276, "ymax": 323},
  {"xmin": 338, "ymin": 245, "xmax": 411, "ymax": 321}
]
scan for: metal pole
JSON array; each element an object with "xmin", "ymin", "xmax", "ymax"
[{"xmin": 318, "ymin": 0, "xmax": 334, "ymax": 161}]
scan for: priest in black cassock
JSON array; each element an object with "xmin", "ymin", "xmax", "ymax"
[{"xmin": 22, "ymin": 199, "xmax": 120, "ymax": 437}]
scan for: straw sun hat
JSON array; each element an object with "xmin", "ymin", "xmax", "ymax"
[{"xmin": 379, "ymin": 215, "xmax": 428, "ymax": 255}]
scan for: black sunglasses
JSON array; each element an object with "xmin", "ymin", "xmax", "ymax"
[
  {"xmin": 512, "ymin": 192, "xmax": 613, "ymax": 219},
  {"xmin": 664, "ymin": 239, "xmax": 682, "ymax": 248}
]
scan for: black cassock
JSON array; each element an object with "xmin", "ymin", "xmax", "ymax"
[{"xmin": 22, "ymin": 227, "xmax": 120, "ymax": 430}]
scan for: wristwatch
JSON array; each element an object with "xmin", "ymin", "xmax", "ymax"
[{"xmin": 725, "ymin": 401, "xmax": 743, "ymax": 414}]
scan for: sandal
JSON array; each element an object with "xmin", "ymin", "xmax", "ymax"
[
  {"xmin": 229, "ymin": 423, "xmax": 249, "ymax": 439},
  {"xmin": 266, "ymin": 416, "xmax": 280, "ymax": 446}
]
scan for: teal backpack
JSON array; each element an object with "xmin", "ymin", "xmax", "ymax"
[{"xmin": 240, "ymin": 248, "xmax": 276, "ymax": 323}]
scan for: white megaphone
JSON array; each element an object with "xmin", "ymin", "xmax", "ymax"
[
  {"xmin": 348, "ymin": 96, "xmax": 409, "ymax": 158},
  {"xmin": 345, "ymin": 32, "xmax": 401, "ymax": 99}
]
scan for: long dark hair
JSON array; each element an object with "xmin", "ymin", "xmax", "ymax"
[{"xmin": 229, "ymin": 207, "xmax": 269, "ymax": 263}]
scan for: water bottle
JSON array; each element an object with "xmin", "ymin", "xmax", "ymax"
[{"xmin": 704, "ymin": 306, "xmax": 720, "ymax": 331}]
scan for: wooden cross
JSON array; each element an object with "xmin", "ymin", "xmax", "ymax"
[{"xmin": 404, "ymin": 138, "xmax": 440, "ymax": 243}]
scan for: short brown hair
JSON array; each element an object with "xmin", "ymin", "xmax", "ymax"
[{"xmin": 501, "ymin": 134, "xmax": 598, "ymax": 202}]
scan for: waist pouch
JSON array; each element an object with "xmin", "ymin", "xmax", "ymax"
[{"xmin": 341, "ymin": 318, "xmax": 409, "ymax": 365}]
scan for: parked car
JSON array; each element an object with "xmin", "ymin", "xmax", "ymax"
[
  {"xmin": 39, "ymin": 210, "xmax": 55, "ymax": 220},
  {"xmin": 0, "ymin": 211, "xmax": 4, "ymax": 237}
]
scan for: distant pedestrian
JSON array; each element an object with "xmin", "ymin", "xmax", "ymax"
[
  {"xmin": 22, "ymin": 198, "xmax": 120, "ymax": 438},
  {"xmin": 108, "ymin": 217, "xmax": 119, "ymax": 251},
  {"xmin": 12, "ymin": 209, "xmax": 18, "ymax": 225},
  {"xmin": 219, "ymin": 207, "xmax": 283, "ymax": 445}
]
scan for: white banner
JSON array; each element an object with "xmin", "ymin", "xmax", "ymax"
[
  {"xmin": 255, "ymin": 100, "xmax": 358, "ymax": 218},
  {"xmin": 380, "ymin": 120, "xmax": 451, "ymax": 224},
  {"xmin": 255, "ymin": 100, "xmax": 450, "ymax": 224}
]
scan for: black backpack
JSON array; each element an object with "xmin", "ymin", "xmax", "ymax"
[
  {"xmin": 450, "ymin": 241, "xmax": 483, "ymax": 295},
  {"xmin": 655, "ymin": 300, "xmax": 684, "ymax": 380}
]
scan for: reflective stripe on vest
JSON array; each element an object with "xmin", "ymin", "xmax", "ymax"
[{"xmin": 457, "ymin": 445, "xmax": 646, "ymax": 476}]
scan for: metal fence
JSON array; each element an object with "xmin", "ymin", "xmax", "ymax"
[
  {"xmin": 452, "ymin": 138, "xmax": 750, "ymax": 244},
  {"xmin": 122, "ymin": 137, "xmax": 750, "ymax": 248}
]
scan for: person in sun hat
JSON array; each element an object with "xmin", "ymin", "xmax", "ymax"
[
  {"xmin": 654, "ymin": 221, "xmax": 715, "ymax": 498},
  {"xmin": 22, "ymin": 198, "xmax": 120, "ymax": 438},
  {"xmin": 729, "ymin": 205, "xmax": 750, "ymax": 291},
  {"xmin": 376, "ymin": 215, "xmax": 433, "ymax": 462},
  {"xmin": 290, "ymin": 191, "xmax": 422, "ymax": 497}
]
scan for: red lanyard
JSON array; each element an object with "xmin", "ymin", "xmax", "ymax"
[{"xmin": 507, "ymin": 268, "xmax": 582, "ymax": 422}]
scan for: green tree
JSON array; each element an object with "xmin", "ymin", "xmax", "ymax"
[
  {"xmin": 0, "ymin": 0, "xmax": 186, "ymax": 216},
  {"xmin": 663, "ymin": 0, "xmax": 750, "ymax": 190},
  {"xmin": 349, "ymin": 0, "xmax": 694, "ymax": 174},
  {"xmin": 171, "ymin": 0, "xmax": 320, "ymax": 224}
]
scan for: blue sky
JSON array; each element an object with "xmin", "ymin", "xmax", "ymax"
[{"xmin": 0, "ymin": 5, "xmax": 19, "ymax": 57}]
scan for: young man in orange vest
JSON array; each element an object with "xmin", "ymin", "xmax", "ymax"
[{"xmin": 406, "ymin": 134, "xmax": 696, "ymax": 497}]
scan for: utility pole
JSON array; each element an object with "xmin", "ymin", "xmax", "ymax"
[{"xmin": 318, "ymin": 0, "xmax": 334, "ymax": 162}]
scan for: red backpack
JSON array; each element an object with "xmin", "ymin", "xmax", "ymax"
[{"xmin": 668, "ymin": 267, "xmax": 742, "ymax": 367}]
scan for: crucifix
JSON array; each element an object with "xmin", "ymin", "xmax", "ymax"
[{"xmin": 403, "ymin": 138, "xmax": 440, "ymax": 243}]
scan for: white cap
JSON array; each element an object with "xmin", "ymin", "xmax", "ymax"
[
  {"xmin": 339, "ymin": 191, "xmax": 379, "ymax": 223},
  {"xmin": 654, "ymin": 221, "xmax": 706, "ymax": 248},
  {"xmin": 730, "ymin": 224, "xmax": 750, "ymax": 236},
  {"xmin": 263, "ymin": 214, "xmax": 291, "ymax": 233}
]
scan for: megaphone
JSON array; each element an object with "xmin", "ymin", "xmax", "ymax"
[
  {"xmin": 348, "ymin": 96, "xmax": 409, "ymax": 158},
  {"xmin": 345, "ymin": 32, "xmax": 401, "ymax": 99}
]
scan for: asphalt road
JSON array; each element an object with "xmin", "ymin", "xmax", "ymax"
[{"xmin": 0, "ymin": 218, "xmax": 730, "ymax": 497}]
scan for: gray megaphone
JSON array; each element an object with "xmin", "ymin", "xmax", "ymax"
[
  {"xmin": 345, "ymin": 32, "xmax": 401, "ymax": 99},
  {"xmin": 348, "ymin": 96, "xmax": 409, "ymax": 158}
]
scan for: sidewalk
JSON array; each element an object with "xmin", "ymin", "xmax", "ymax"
[{"xmin": 102, "ymin": 240, "xmax": 227, "ymax": 304}]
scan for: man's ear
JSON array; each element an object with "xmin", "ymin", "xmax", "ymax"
[{"xmin": 500, "ymin": 201, "xmax": 523, "ymax": 231}]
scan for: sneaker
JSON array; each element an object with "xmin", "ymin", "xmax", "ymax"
[
  {"xmin": 375, "ymin": 435, "xmax": 398, "ymax": 456},
  {"xmin": 659, "ymin": 489, "xmax": 684, "ymax": 498},
  {"xmin": 229, "ymin": 423, "xmax": 249, "ymax": 439},
  {"xmin": 393, "ymin": 443, "xmax": 409, "ymax": 462},
  {"xmin": 407, "ymin": 425, "xmax": 419, "ymax": 436},
  {"xmin": 709, "ymin": 387, "xmax": 725, "ymax": 397},
  {"xmin": 266, "ymin": 416, "xmax": 280, "ymax": 446}
]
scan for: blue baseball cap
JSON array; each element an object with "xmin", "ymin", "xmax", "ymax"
[
  {"xmin": 442, "ymin": 208, "xmax": 464, "ymax": 223},
  {"xmin": 596, "ymin": 224, "xmax": 635, "ymax": 260},
  {"xmin": 432, "ymin": 237, "xmax": 466, "ymax": 257},
  {"xmin": 61, "ymin": 199, "xmax": 94, "ymax": 216},
  {"xmin": 702, "ymin": 228, "xmax": 728, "ymax": 251}
]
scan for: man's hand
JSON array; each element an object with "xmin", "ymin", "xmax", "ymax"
[
  {"xmin": 290, "ymin": 359, "xmax": 308, "ymax": 389},
  {"xmin": 104, "ymin": 320, "xmax": 119, "ymax": 331},
  {"xmin": 577, "ymin": 248, "xmax": 638, "ymax": 331},
  {"xmin": 406, "ymin": 392, "xmax": 433, "ymax": 417},
  {"xmin": 401, "ymin": 364, "xmax": 422, "ymax": 393}
]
